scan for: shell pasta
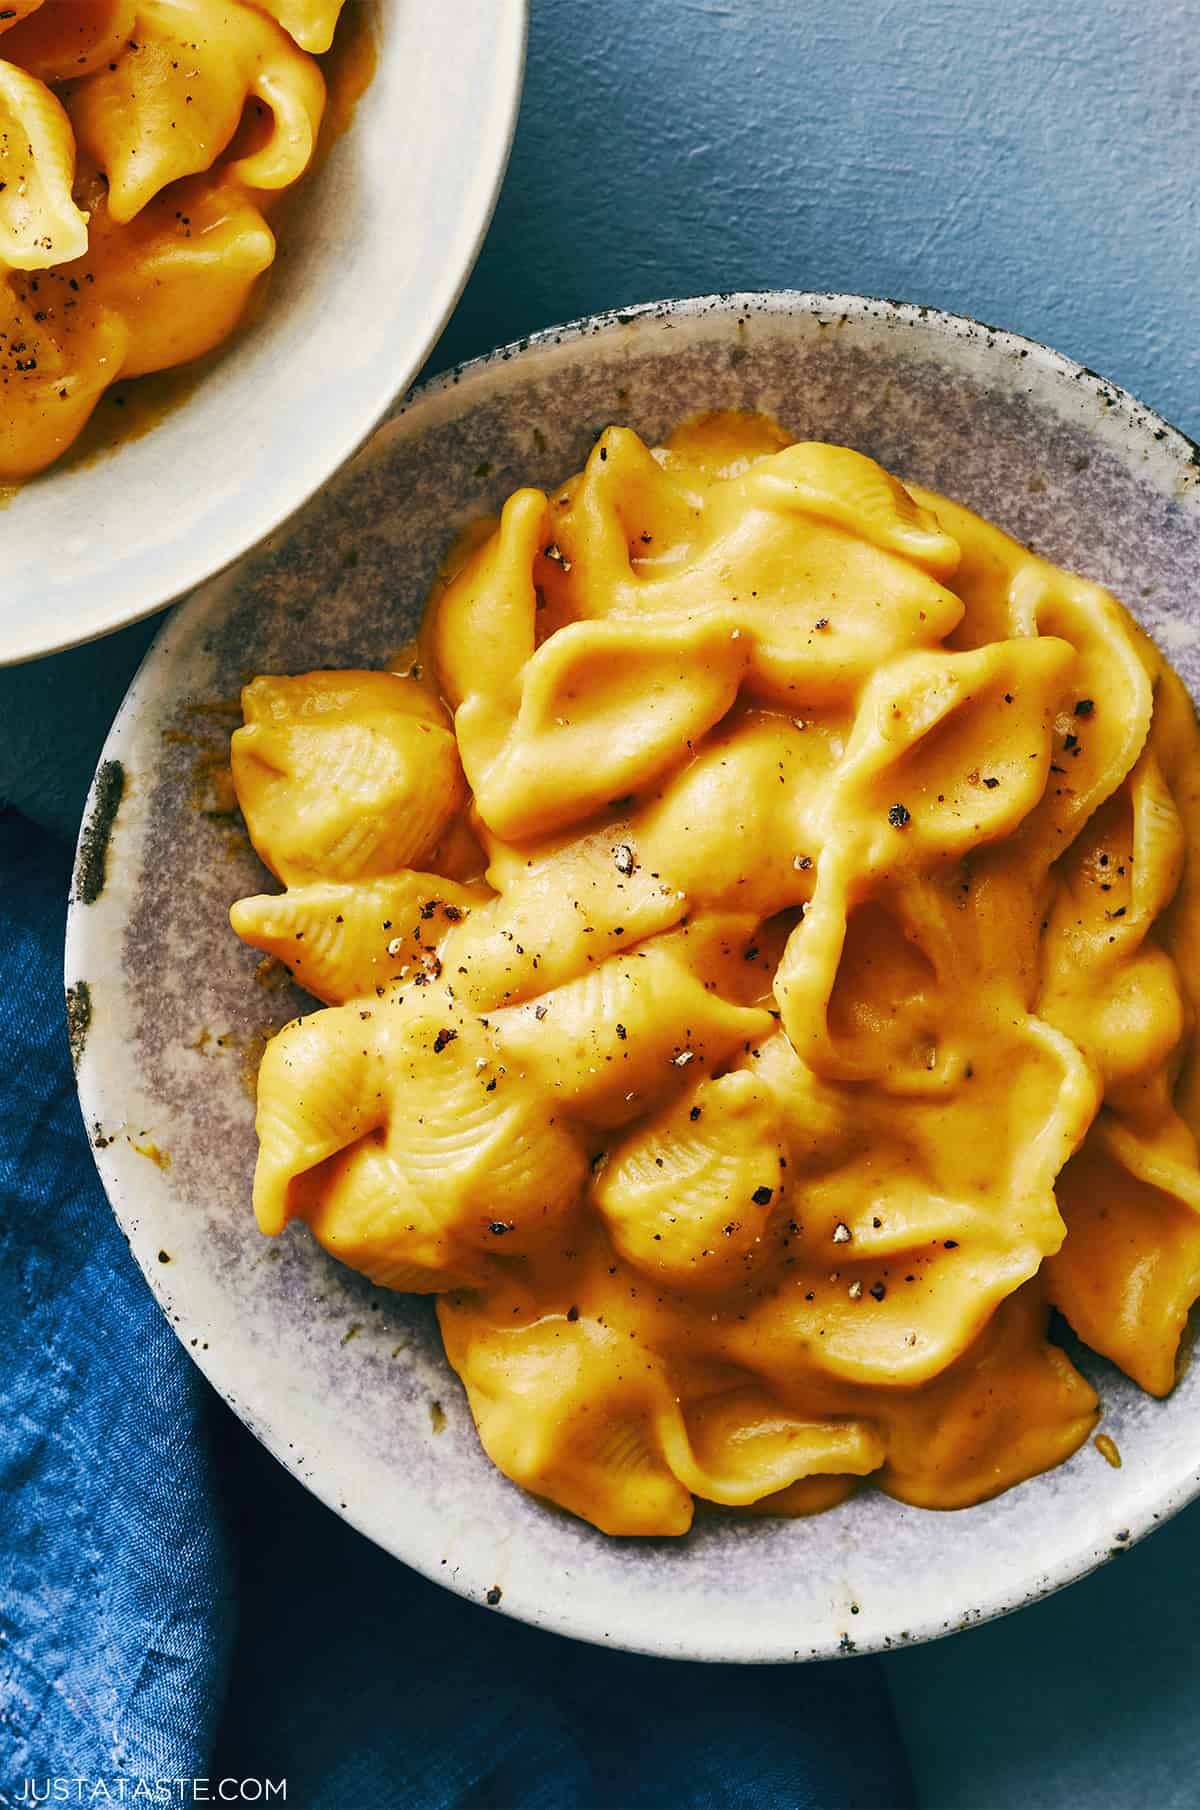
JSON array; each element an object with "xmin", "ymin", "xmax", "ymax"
[
  {"xmin": 0, "ymin": 0, "xmax": 355, "ymax": 478},
  {"xmin": 229, "ymin": 410, "xmax": 1200, "ymax": 1536}
]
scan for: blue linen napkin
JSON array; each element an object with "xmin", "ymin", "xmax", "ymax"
[{"xmin": 0, "ymin": 806, "xmax": 915, "ymax": 1809}]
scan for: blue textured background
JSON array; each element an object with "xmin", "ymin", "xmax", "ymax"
[{"xmin": 4, "ymin": 1, "xmax": 1200, "ymax": 1801}]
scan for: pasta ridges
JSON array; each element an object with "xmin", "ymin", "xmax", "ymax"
[
  {"xmin": 743, "ymin": 441, "xmax": 961, "ymax": 580},
  {"xmin": 231, "ymin": 671, "xmax": 465, "ymax": 884},
  {"xmin": 230, "ymin": 872, "xmax": 488, "ymax": 1007},
  {"xmin": 305, "ymin": 1141, "xmax": 489, "ymax": 1294},
  {"xmin": 593, "ymin": 1070, "xmax": 788, "ymax": 1288},
  {"xmin": 0, "ymin": 59, "xmax": 89, "ymax": 268},
  {"xmin": 494, "ymin": 938, "xmax": 773, "ymax": 1127},
  {"xmin": 441, "ymin": 827, "xmax": 686, "ymax": 1010}
]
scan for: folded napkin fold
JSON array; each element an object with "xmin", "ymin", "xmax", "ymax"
[{"xmin": 0, "ymin": 807, "xmax": 915, "ymax": 1809}]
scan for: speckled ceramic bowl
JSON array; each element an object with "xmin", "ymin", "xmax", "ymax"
[
  {"xmin": 0, "ymin": 0, "xmax": 526, "ymax": 666},
  {"xmin": 67, "ymin": 293, "xmax": 1200, "ymax": 1661}
]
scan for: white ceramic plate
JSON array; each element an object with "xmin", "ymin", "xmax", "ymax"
[
  {"xmin": 0, "ymin": 0, "xmax": 526, "ymax": 666},
  {"xmin": 67, "ymin": 293, "xmax": 1200, "ymax": 1661}
]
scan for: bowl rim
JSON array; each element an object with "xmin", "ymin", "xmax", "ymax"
[
  {"xmin": 394, "ymin": 285, "xmax": 1200, "ymax": 482},
  {"xmin": 68, "ymin": 288, "xmax": 1200, "ymax": 1663},
  {"xmin": 0, "ymin": 0, "xmax": 529, "ymax": 669}
]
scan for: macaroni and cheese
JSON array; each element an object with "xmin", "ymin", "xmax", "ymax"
[
  {"xmin": 228, "ymin": 411, "xmax": 1200, "ymax": 1535},
  {"xmin": 0, "ymin": 0, "xmax": 360, "ymax": 478}
]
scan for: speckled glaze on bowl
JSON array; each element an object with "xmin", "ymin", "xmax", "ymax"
[
  {"xmin": 67, "ymin": 293, "xmax": 1200, "ymax": 1662},
  {"xmin": 0, "ymin": 0, "xmax": 526, "ymax": 666}
]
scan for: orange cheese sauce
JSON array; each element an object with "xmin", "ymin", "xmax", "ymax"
[{"xmin": 228, "ymin": 411, "xmax": 1200, "ymax": 1535}]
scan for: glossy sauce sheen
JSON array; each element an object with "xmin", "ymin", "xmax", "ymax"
[
  {"xmin": 0, "ymin": 0, "xmax": 370, "ymax": 479},
  {"xmin": 229, "ymin": 412, "xmax": 1200, "ymax": 1536}
]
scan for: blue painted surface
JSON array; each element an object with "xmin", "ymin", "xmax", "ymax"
[
  {"xmin": 443, "ymin": 0, "xmax": 1200, "ymax": 430},
  {"xmin": 5, "ymin": 1, "xmax": 1200, "ymax": 1800}
]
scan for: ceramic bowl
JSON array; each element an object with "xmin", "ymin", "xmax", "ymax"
[
  {"xmin": 0, "ymin": 0, "xmax": 526, "ymax": 666},
  {"xmin": 67, "ymin": 292, "xmax": 1200, "ymax": 1661}
]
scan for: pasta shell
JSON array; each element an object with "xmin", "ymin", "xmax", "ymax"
[
  {"xmin": 593, "ymin": 1070, "xmax": 788, "ymax": 1289},
  {"xmin": 3, "ymin": 0, "xmax": 136, "ymax": 82},
  {"xmin": 1040, "ymin": 751, "xmax": 1189, "ymax": 1101},
  {"xmin": 715, "ymin": 1230, "xmax": 1054, "ymax": 1393},
  {"xmin": 75, "ymin": 173, "xmax": 274, "ymax": 381},
  {"xmin": 437, "ymin": 1303, "xmax": 696, "ymax": 1536},
  {"xmin": 839, "ymin": 637, "xmax": 1076, "ymax": 873},
  {"xmin": 0, "ymin": 275, "xmax": 128, "ymax": 478},
  {"xmin": 304, "ymin": 1139, "xmax": 488, "ymax": 1293},
  {"xmin": 878, "ymin": 1286, "xmax": 1098, "ymax": 1509},
  {"xmin": 744, "ymin": 441, "xmax": 961, "ymax": 579},
  {"xmin": 441, "ymin": 825, "xmax": 685, "ymax": 1010},
  {"xmin": 230, "ymin": 872, "xmax": 488, "ymax": 1006},
  {"xmin": 231, "ymin": 671, "xmax": 465, "ymax": 886},
  {"xmin": 496, "ymin": 939, "xmax": 773, "ymax": 1127},
  {"xmin": 1007, "ymin": 565, "xmax": 1154, "ymax": 868},
  {"xmin": 251, "ymin": 1004, "xmax": 389, "ymax": 1234},
  {"xmin": 669, "ymin": 1388, "xmax": 884, "ymax": 1507},
  {"xmin": 541, "ymin": 426, "xmax": 706, "ymax": 624},
  {"xmin": 65, "ymin": 0, "xmax": 325, "ymax": 223},
  {"xmin": 775, "ymin": 638, "xmax": 1077, "ymax": 1070},
  {"xmin": 381, "ymin": 1006, "xmax": 589, "ymax": 1255},
  {"xmin": 1048, "ymin": 1119, "xmax": 1200, "ymax": 1396},
  {"xmin": 456, "ymin": 614, "xmax": 749, "ymax": 842},
  {"xmin": 400, "ymin": 1093, "xmax": 587, "ymax": 1257},
  {"xmin": 722, "ymin": 1009, "xmax": 1096, "ymax": 1389},
  {"xmin": 632, "ymin": 712, "xmax": 828, "ymax": 917},
  {"xmin": 423, "ymin": 488, "xmax": 545, "ymax": 711},
  {"xmin": 0, "ymin": 61, "xmax": 89, "ymax": 269}
]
